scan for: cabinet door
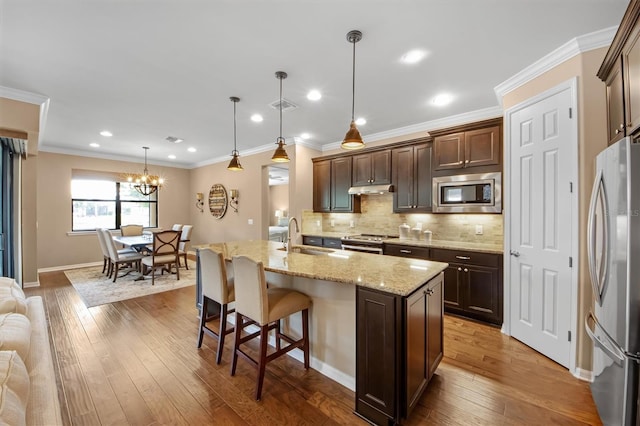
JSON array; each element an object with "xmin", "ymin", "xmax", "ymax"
[
  {"xmin": 356, "ymin": 287, "xmax": 399, "ymax": 420},
  {"xmin": 464, "ymin": 265, "xmax": 501, "ymax": 324},
  {"xmin": 331, "ymin": 157, "xmax": 354, "ymax": 212},
  {"xmin": 606, "ymin": 61, "xmax": 626, "ymax": 145},
  {"xmin": 414, "ymin": 143, "xmax": 432, "ymax": 211},
  {"xmin": 433, "ymin": 132, "xmax": 464, "ymax": 170},
  {"xmin": 371, "ymin": 150, "xmax": 391, "ymax": 184},
  {"xmin": 442, "ymin": 263, "xmax": 463, "ymax": 310},
  {"xmin": 426, "ymin": 273, "xmax": 443, "ymax": 381},
  {"xmin": 313, "ymin": 160, "xmax": 331, "ymax": 212},
  {"xmin": 624, "ymin": 27, "xmax": 640, "ymax": 137},
  {"xmin": 405, "ymin": 287, "xmax": 427, "ymax": 416},
  {"xmin": 352, "ymin": 153, "xmax": 373, "ymax": 186},
  {"xmin": 464, "ymin": 126, "xmax": 501, "ymax": 168},
  {"xmin": 392, "ymin": 146, "xmax": 415, "ymax": 212},
  {"xmin": 323, "ymin": 237, "xmax": 343, "ymax": 249},
  {"xmin": 302, "ymin": 236, "xmax": 323, "ymax": 247}
]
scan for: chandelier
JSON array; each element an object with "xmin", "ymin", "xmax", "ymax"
[{"xmin": 126, "ymin": 146, "xmax": 164, "ymax": 196}]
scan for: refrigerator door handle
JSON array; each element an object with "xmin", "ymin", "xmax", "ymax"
[
  {"xmin": 585, "ymin": 312, "xmax": 625, "ymax": 365},
  {"xmin": 587, "ymin": 169, "xmax": 609, "ymax": 305}
]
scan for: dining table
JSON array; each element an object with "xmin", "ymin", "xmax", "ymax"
[{"xmin": 112, "ymin": 234, "xmax": 153, "ymax": 252}]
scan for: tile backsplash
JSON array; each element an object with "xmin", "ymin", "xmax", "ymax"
[{"xmin": 301, "ymin": 193, "xmax": 503, "ymax": 246}]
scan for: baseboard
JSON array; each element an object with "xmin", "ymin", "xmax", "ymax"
[
  {"xmin": 226, "ymin": 316, "xmax": 356, "ymax": 391},
  {"xmin": 573, "ymin": 367, "xmax": 593, "ymax": 382},
  {"xmin": 38, "ymin": 261, "xmax": 102, "ymax": 273},
  {"xmin": 23, "ymin": 281, "xmax": 41, "ymax": 288}
]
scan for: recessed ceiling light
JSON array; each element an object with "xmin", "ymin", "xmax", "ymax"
[
  {"xmin": 187, "ymin": 147, "xmax": 196, "ymax": 153},
  {"xmin": 90, "ymin": 143, "xmax": 100, "ymax": 148},
  {"xmin": 400, "ymin": 49, "xmax": 427, "ymax": 64},
  {"xmin": 99, "ymin": 130, "xmax": 112, "ymax": 137},
  {"xmin": 168, "ymin": 154, "xmax": 176, "ymax": 160},
  {"xmin": 432, "ymin": 93, "xmax": 453, "ymax": 106},
  {"xmin": 355, "ymin": 117, "xmax": 367, "ymax": 126},
  {"xmin": 251, "ymin": 114, "xmax": 263, "ymax": 122},
  {"xmin": 300, "ymin": 133, "xmax": 311, "ymax": 139},
  {"xmin": 307, "ymin": 90, "xmax": 322, "ymax": 101}
]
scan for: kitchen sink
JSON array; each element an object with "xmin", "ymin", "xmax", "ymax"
[{"xmin": 277, "ymin": 246, "xmax": 334, "ymax": 256}]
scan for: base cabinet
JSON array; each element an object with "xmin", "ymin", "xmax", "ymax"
[{"xmin": 356, "ymin": 272, "xmax": 444, "ymax": 425}]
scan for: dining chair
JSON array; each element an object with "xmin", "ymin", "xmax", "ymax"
[
  {"xmin": 120, "ymin": 224, "xmax": 144, "ymax": 236},
  {"xmin": 102, "ymin": 229, "xmax": 144, "ymax": 282},
  {"xmin": 140, "ymin": 230, "xmax": 181, "ymax": 285},
  {"xmin": 171, "ymin": 224, "xmax": 183, "ymax": 231},
  {"xmin": 196, "ymin": 248, "xmax": 235, "ymax": 364},
  {"xmin": 230, "ymin": 255, "xmax": 311, "ymax": 400},
  {"xmin": 178, "ymin": 225, "xmax": 193, "ymax": 269}
]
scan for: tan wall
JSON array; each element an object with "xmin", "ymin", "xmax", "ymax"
[
  {"xmin": 0, "ymin": 97, "xmax": 40, "ymax": 152},
  {"xmin": 501, "ymin": 47, "xmax": 609, "ymax": 373},
  {"xmin": 269, "ymin": 184, "xmax": 289, "ymax": 225},
  {"xmin": 36, "ymin": 151, "xmax": 191, "ymax": 270}
]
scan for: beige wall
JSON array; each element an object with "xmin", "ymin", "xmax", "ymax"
[
  {"xmin": 502, "ymin": 47, "xmax": 609, "ymax": 373},
  {"xmin": 269, "ymin": 184, "xmax": 289, "ymax": 225},
  {"xmin": 36, "ymin": 152, "xmax": 191, "ymax": 270}
]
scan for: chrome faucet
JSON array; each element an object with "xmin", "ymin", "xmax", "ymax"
[{"xmin": 287, "ymin": 217, "xmax": 299, "ymax": 252}]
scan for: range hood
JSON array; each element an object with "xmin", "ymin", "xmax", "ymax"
[{"xmin": 348, "ymin": 184, "xmax": 394, "ymax": 195}]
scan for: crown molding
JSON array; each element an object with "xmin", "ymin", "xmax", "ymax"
[
  {"xmin": 321, "ymin": 105, "xmax": 504, "ymax": 152},
  {"xmin": 37, "ymin": 145, "xmax": 192, "ymax": 169},
  {"xmin": 494, "ymin": 26, "xmax": 617, "ymax": 103}
]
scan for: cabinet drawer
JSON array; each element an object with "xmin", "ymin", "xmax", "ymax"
[
  {"xmin": 384, "ymin": 244, "xmax": 430, "ymax": 259},
  {"xmin": 430, "ymin": 248, "xmax": 501, "ymax": 267},
  {"xmin": 302, "ymin": 236, "xmax": 323, "ymax": 247},
  {"xmin": 323, "ymin": 238, "xmax": 343, "ymax": 249}
]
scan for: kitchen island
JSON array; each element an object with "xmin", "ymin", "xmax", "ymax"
[{"xmin": 195, "ymin": 240, "xmax": 448, "ymax": 425}]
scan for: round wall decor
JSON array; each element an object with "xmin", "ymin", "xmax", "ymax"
[{"xmin": 208, "ymin": 184, "xmax": 228, "ymax": 219}]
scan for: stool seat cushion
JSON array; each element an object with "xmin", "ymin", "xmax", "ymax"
[{"xmin": 266, "ymin": 288, "xmax": 311, "ymax": 325}]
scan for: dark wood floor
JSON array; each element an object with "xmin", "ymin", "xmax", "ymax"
[{"xmin": 29, "ymin": 270, "xmax": 602, "ymax": 425}]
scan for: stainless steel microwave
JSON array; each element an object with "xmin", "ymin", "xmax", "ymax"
[{"xmin": 432, "ymin": 172, "xmax": 502, "ymax": 213}]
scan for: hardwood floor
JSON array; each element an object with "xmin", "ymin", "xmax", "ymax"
[{"xmin": 29, "ymin": 271, "xmax": 602, "ymax": 425}]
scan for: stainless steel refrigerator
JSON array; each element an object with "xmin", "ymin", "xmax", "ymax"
[{"xmin": 586, "ymin": 136, "xmax": 640, "ymax": 426}]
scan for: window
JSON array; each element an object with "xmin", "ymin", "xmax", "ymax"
[{"xmin": 71, "ymin": 179, "xmax": 158, "ymax": 231}]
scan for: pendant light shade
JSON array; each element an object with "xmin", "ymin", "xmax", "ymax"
[
  {"xmin": 342, "ymin": 30, "xmax": 365, "ymax": 150},
  {"xmin": 271, "ymin": 71, "xmax": 290, "ymax": 163},
  {"xmin": 227, "ymin": 96, "xmax": 243, "ymax": 171}
]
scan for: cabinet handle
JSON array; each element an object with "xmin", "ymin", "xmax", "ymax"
[
  {"xmin": 465, "ymin": 160, "xmax": 469, "ymax": 164},
  {"xmin": 620, "ymin": 123, "xmax": 625, "ymax": 129},
  {"xmin": 455, "ymin": 255, "xmax": 471, "ymax": 260},
  {"xmin": 615, "ymin": 129, "xmax": 621, "ymax": 135},
  {"xmin": 464, "ymin": 268, "xmax": 469, "ymax": 273},
  {"xmin": 400, "ymin": 249, "xmax": 412, "ymax": 254},
  {"xmin": 425, "ymin": 288, "xmax": 434, "ymax": 296},
  {"xmin": 457, "ymin": 267, "xmax": 462, "ymax": 271},
  {"xmin": 458, "ymin": 160, "xmax": 463, "ymax": 165}
]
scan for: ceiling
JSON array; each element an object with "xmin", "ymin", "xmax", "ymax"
[{"xmin": 0, "ymin": 0, "xmax": 628, "ymax": 168}]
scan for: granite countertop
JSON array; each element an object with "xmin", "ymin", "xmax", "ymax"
[
  {"xmin": 194, "ymin": 240, "xmax": 448, "ymax": 297},
  {"xmin": 302, "ymin": 232, "xmax": 503, "ymax": 254}
]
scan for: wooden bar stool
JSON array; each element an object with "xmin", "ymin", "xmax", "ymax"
[
  {"xmin": 196, "ymin": 248, "xmax": 235, "ymax": 364},
  {"xmin": 230, "ymin": 255, "xmax": 311, "ymax": 400}
]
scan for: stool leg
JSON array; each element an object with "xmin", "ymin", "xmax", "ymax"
[
  {"xmin": 256, "ymin": 324, "xmax": 269, "ymax": 401},
  {"xmin": 197, "ymin": 298, "xmax": 207, "ymax": 348},
  {"xmin": 216, "ymin": 303, "xmax": 228, "ymax": 365},
  {"xmin": 275, "ymin": 319, "xmax": 281, "ymax": 351},
  {"xmin": 230, "ymin": 312, "xmax": 241, "ymax": 376},
  {"xmin": 302, "ymin": 309, "xmax": 310, "ymax": 369}
]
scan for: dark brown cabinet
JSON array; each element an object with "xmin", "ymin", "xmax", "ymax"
[
  {"xmin": 392, "ymin": 143, "xmax": 432, "ymax": 213},
  {"xmin": 312, "ymin": 158, "xmax": 360, "ymax": 213},
  {"xmin": 356, "ymin": 273, "xmax": 444, "ymax": 425},
  {"xmin": 383, "ymin": 243, "xmax": 430, "ymax": 259},
  {"xmin": 302, "ymin": 235, "xmax": 342, "ymax": 248},
  {"xmin": 430, "ymin": 248, "xmax": 503, "ymax": 325},
  {"xmin": 598, "ymin": 0, "xmax": 640, "ymax": 145},
  {"xmin": 433, "ymin": 126, "xmax": 501, "ymax": 171},
  {"xmin": 352, "ymin": 150, "xmax": 391, "ymax": 186}
]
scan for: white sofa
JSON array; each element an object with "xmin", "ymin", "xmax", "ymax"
[{"xmin": 0, "ymin": 277, "xmax": 62, "ymax": 425}]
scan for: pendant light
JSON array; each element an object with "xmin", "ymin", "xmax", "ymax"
[
  {"xmin": 227, "ymin": 96, "xmax": 243, "ymax": 171},
  {"xmin": 127, "ymin": 146, "xmax": 163, "ymax": 196},
  {"xmin": 271, "ymin": 71, "xmax": 290, "ymax": 163},
  {"xmin": 342, "ymin": 30, "xmax": 365, "ymax": 150}
]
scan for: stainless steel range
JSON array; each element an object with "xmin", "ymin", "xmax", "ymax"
[{"xmin": 341, "ymin": 234, "xmax": 395, "ymax": 254}]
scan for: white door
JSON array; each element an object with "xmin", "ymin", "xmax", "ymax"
[{"xmin": 508, "ymin": 86, "xmax": 574, "ymax": 368}]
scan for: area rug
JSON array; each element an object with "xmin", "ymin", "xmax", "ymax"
[{"xmin": 64, "ymin": 261, "xmax": 196, "ymax": 308}]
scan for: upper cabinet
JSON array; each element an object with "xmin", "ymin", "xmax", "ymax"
[
  {"xmin": 392, "ymin": 142, "xmax": 432, "ymax": 213},
  {"xmin": 431, "ymin": 123, "xmax": 501, "ymax": 171},
  {"xmin": 312, "ymin": 157, "xmax": 361, "ymax": 213},
  {"xmin": 352, "ymin": 150, "xmax": 391, "ymax": 186},
  {"xmin": 598, "ymin": 0, "xmax": 640, "ymax": 145}
]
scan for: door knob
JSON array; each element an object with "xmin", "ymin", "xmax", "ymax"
[{"xmin": 510, "ymin": 250, "xmax": 521, "ymax": 257}]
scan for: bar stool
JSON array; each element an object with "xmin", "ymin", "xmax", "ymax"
[
  {"xmin": 196, "ymin": 248, "xmax": 235, "ymax": 364},
  {"xmin": 230, "ymin": 255, "xmax": 311, "ymax": 400}
]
